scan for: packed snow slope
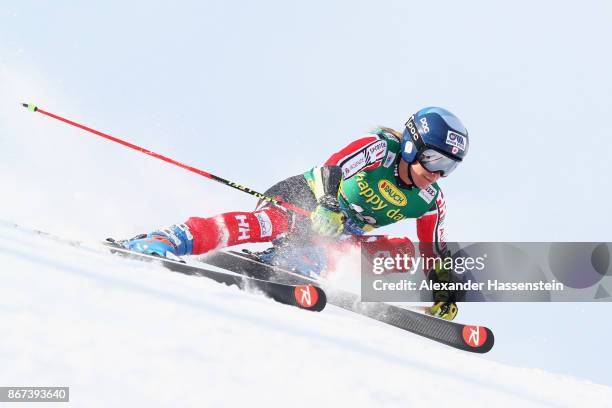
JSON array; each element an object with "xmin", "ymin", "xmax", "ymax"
[{"xmin": 1, "ymin": 221, "xmax": 611, "ymax": 408}]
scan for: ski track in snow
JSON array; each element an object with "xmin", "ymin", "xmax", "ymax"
[{"xmin": 1, "ymin": 221, "xmax": 611, "ymax": 407}]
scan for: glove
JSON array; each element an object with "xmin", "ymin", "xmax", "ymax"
[
  {"xmin": 425, "ymin": 301, "xmax": 458, "ymax": 320},
  {"xmin": 310, "ymin": 194, "xmax": 345, "ymax": 236},
  {"xmin": 425, "ymin": 262, "xmax": 459, "ymax": 321}
]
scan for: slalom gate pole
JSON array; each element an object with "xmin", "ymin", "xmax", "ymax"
[{"xmin": 21, "ymin": 103, "xmax": 310, "ymax": 217}]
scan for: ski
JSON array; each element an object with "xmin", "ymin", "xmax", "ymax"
[
  {"xmin": 201, "ymin": 250, "xmax": 495, "ymax": 353},
  {"xmin": 103, "ymin": 241, "xmax": 327, "ymax": 312}
]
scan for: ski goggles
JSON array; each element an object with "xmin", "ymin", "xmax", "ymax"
[{"xmin": 417, "ymin": 148, "xmax": 461, "ymax": 177}]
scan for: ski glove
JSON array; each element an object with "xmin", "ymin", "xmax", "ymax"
[
  {"xmin": 310, "ymin": 194, "xmax": 345, "ymax": 237},
  {"xmin": 426, "ymin": 261, "xmax": 460, "ymax": 321},
  {"xmin": 425, "ymin": 301, "xmax": 458, "ymax": 321}
]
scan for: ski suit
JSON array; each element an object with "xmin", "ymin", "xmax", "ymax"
[{"xmin": 183, "ymin": 128, "xmax": 448, "ymax": 266}]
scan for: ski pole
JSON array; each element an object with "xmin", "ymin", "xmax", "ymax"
[{"xmin": 21, "ymin": 103, "xmax": 311, "ymax": 217}]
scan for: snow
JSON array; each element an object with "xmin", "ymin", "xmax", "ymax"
[{"xmin": 1, "ymin": 221, "xmax": 611, "ymax": 407}]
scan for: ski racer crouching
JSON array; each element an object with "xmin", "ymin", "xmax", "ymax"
[{"xmin": 118, "ymin": 107, "xmax": 470, "ymax": 321}]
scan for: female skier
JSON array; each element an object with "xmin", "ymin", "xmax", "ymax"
[{"xmin": 118, "ymin": 107, "xmax": 469, "ymax": 320}]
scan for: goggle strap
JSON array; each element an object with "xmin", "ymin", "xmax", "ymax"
[{"xmin": 405, "ymin": 115, "xmax": 425, "ymax": 151}]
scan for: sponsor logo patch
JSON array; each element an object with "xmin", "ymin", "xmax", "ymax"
[
  {"xmin": 340, "ymin": 140, "xmax": 386, "ymax": 178},
  {"xmin": 418, "ymin": 186, "xmax": 436, "ymax": 204},
  {"xmin": 366, "ymin": 140, "xmax": 387, "ymax": 162},
  {"xmin": 342, "ymin": 152, "xmax": 366, "ymax": 178},
  {"xmin": 254, "ymin": 211, "xmax": 272, "ymax": 238},
  {"xmin": 377, "ymin": 180, "xmax": 407, "ymax": 207},
  {"xmin": 446, "ymin": 131, "xmax": 466, "ymax": 151},
  {"xmin": 383, "ymin": 151, "xmax": 396, "ymax": 168}
]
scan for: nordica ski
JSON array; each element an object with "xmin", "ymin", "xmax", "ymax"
[
  {"xmin": 103, "ymin": 240, "xmax": 326, "ymax": 312},
  {"xmin": 201, "ymin": 250, "xmax": 494, "ymax": 353}
]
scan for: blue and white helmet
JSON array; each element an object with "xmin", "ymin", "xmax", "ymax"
[{"xmin": 401, "ymin": 107, "xmax": 469, "ymax": 177}]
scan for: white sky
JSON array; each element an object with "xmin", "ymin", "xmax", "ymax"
[{"xmin": 1, "ymin": 0, "xmax": 611, "ymax": 387}]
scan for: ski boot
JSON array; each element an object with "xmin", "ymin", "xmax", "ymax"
[
  {"xmin": 245, "ymin": 243, "xmax": 327, "ymax": 278},
  {"xmin": 112, "ymin": 224, "xmax": 194, "ymax": 259}
]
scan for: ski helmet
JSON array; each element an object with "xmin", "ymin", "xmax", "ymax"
[{"xmin": 401, "ymin": 107, "xmax": 469, "ymax": 177}]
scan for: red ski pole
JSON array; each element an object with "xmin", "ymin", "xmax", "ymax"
[{"xmin": 22, "ymin": 103, "xmax": 311, "ymax": 217}]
